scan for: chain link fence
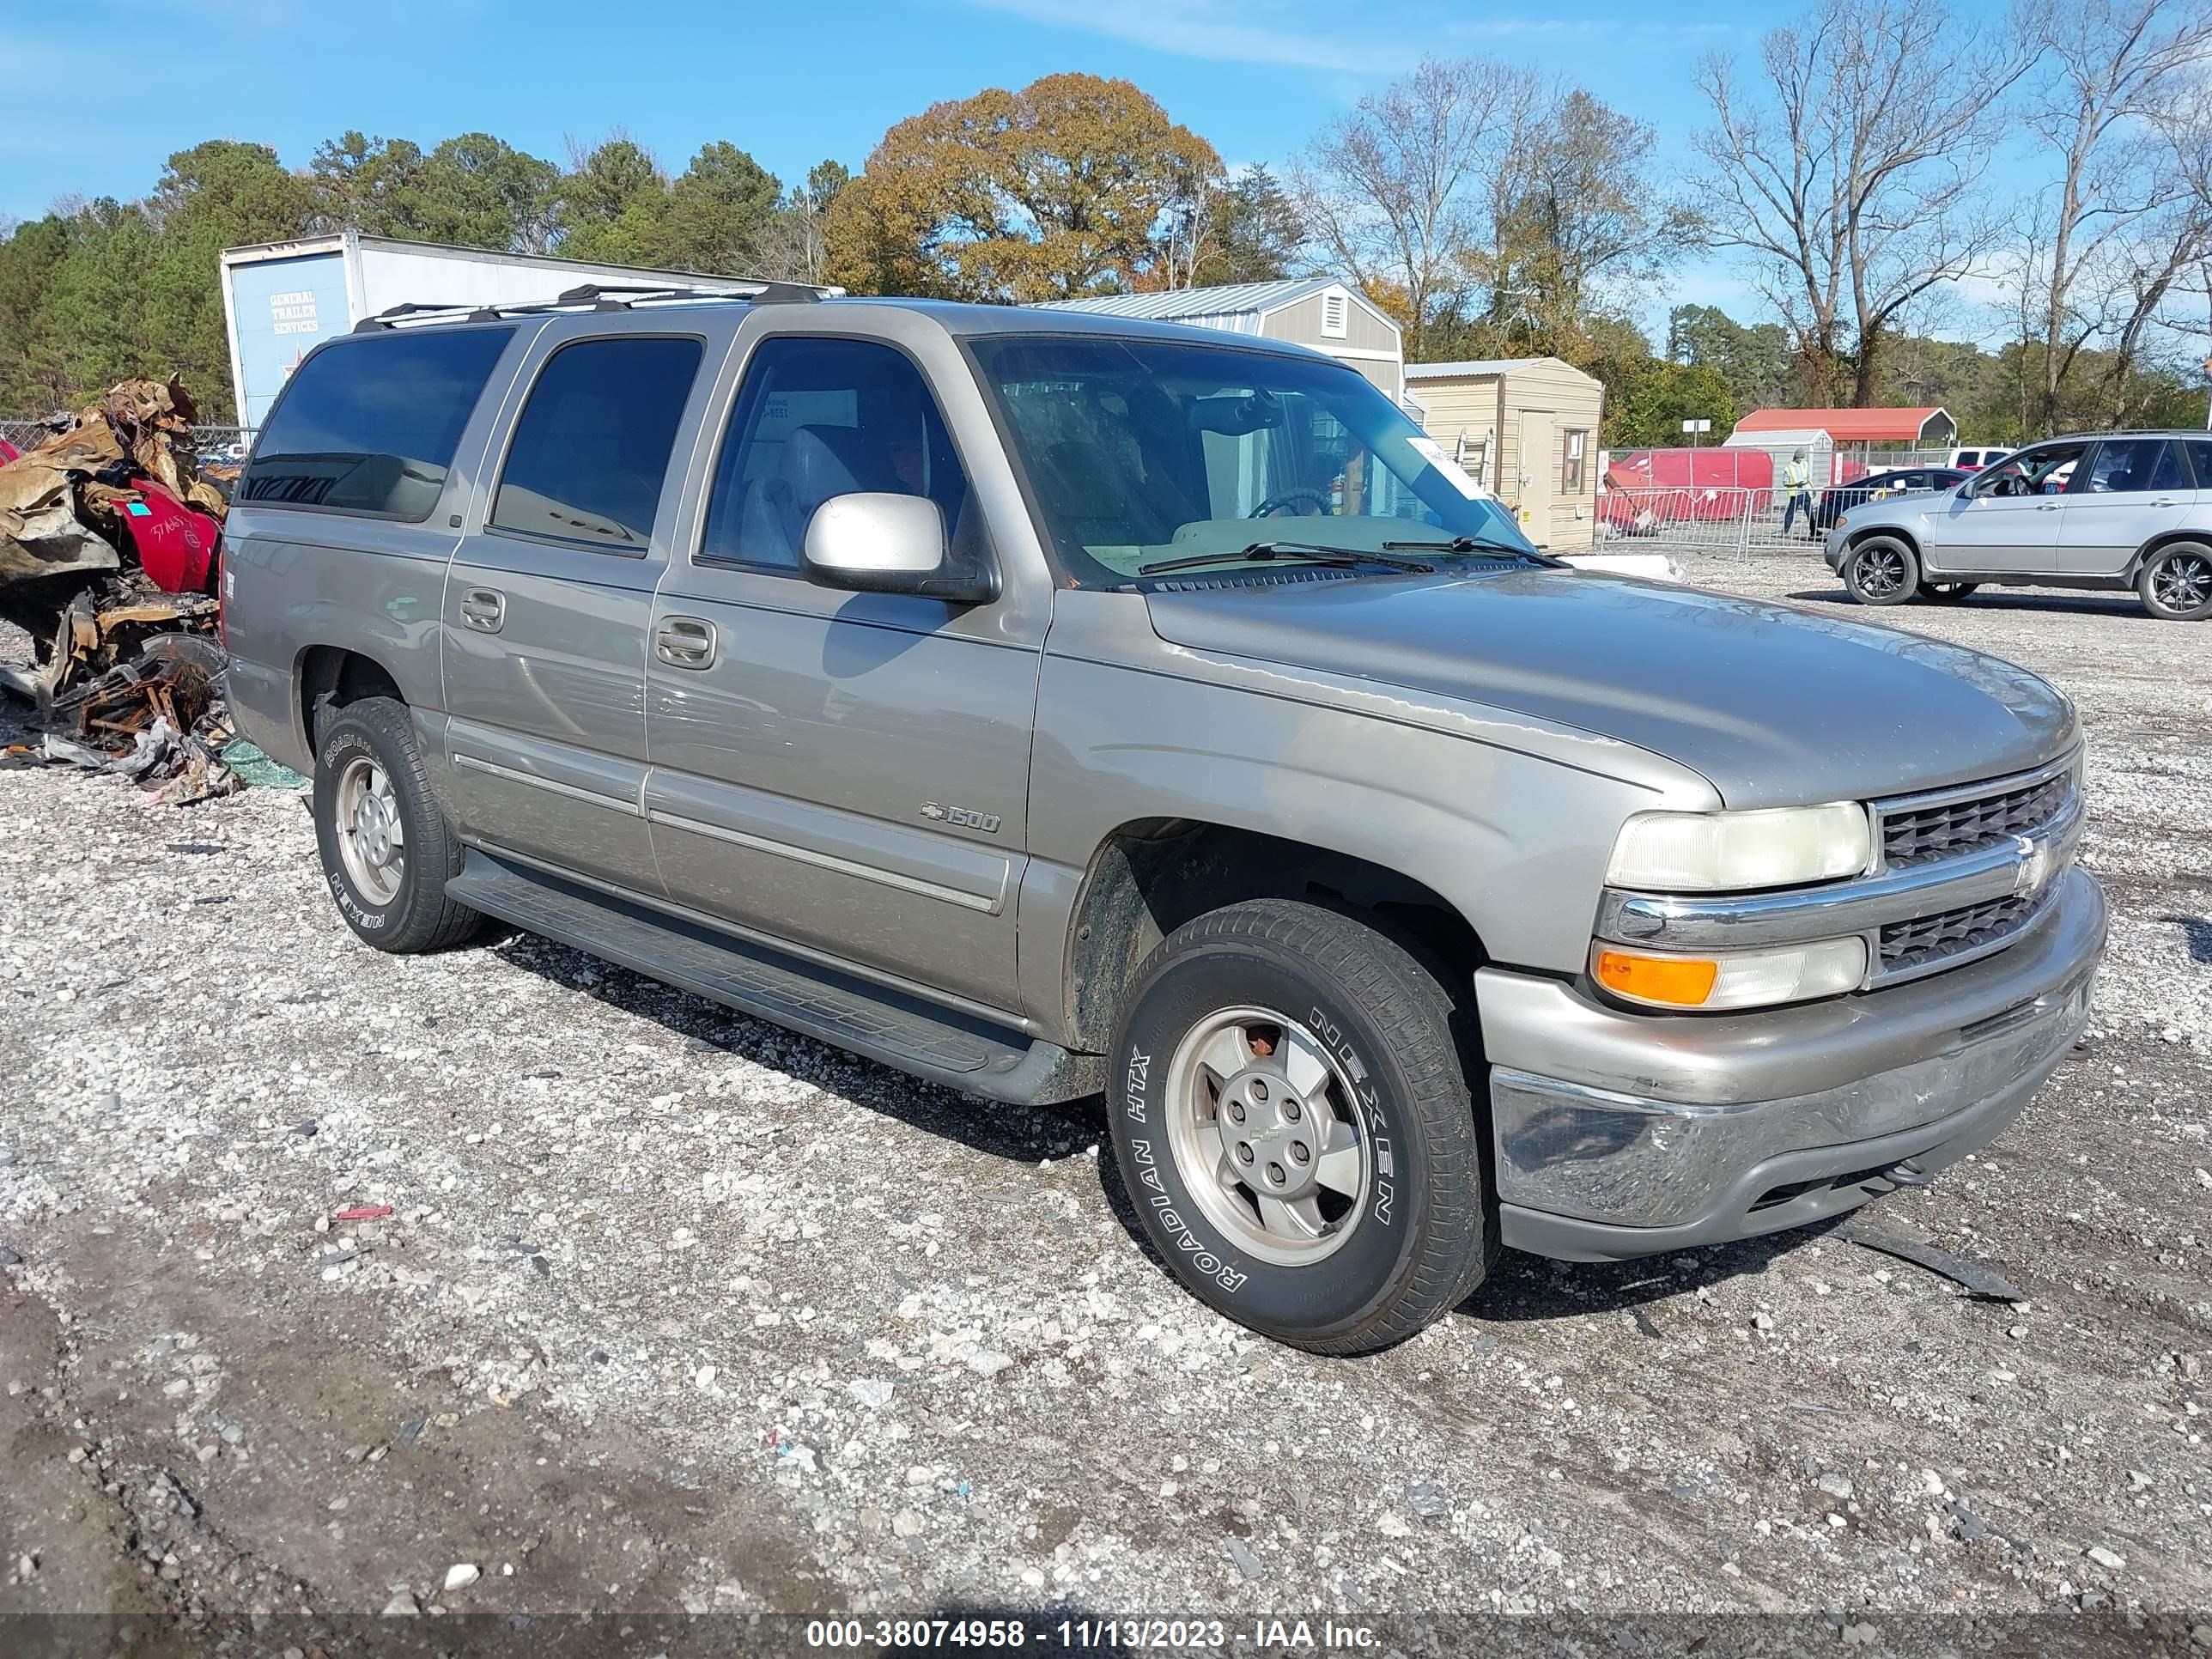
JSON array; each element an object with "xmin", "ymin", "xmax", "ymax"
[{"xmin": 3, "ymin": 420, "xmax": 253, "ymax": 459}]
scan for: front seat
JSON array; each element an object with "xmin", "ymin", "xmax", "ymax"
[{"xmin": 738, "ymin": 424, "xmax": 902, "ymax": 568}]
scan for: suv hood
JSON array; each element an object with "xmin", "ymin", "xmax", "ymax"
[{"xmin": 1142, "ymin": 569, "xmax": 2075, "ymax": 808}]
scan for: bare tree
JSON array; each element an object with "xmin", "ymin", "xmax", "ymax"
[
  {"xmin": 1291, "ymin": 57, "xmax": 1540, "ymax": 357},
  {"xmin": 1486, "ymin": 88, "xmax": 1698, "ymax": 344},
  {"xmin": 2023, "ymin": 0, "xmax": 2212, "ymax": 431},
  {"xmin": 1693, "ymin": 0, "xmax": 2037, "ymax": 404}
]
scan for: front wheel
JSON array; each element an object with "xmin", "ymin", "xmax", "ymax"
[
  {"xmin": 1842, "ymin": 536, "xmax": 1919, "ymax": 605},
  {"xmin": 2138, "ymin": 544, "xmax": 2212, "ymax": 620},
  {"xmin": 1918, "ymin": 580, "xmax": 1979, "ymax": 603},
  {"xmin": 1107, "ymin": 899, "xmax": 1497, "ymax": 1355}
]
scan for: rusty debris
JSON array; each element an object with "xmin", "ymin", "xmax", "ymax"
[{"xmin": 0, "ymin": 377, "xmax": 239, "ymax": 804}]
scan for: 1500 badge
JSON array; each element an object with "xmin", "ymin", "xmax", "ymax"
[{"xmin": 921, "ymin": 802, "xmax": 1001, "ymax": 833}]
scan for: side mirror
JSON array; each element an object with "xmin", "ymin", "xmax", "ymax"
[{"xmin": 801, "ymin": 492, "xmax": 997, "ymax": 604}]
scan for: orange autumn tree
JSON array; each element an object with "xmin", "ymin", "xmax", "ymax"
[{"xmin": 826, "ymin": 73, "xmax": 1223, "ymax": 302}]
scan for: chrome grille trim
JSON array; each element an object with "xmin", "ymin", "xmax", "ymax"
[
  {"xmin": 1595, "ymin": 750, "xmax": 2084, "ymax": 991},
  {"xmin": 1872, "ymin": 752, "xmax": 2080, "ymax": 871}
]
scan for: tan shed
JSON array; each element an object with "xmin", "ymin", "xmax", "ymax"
[{"xmin": 1403, "ymin": 357, "xmax": 1606, "ymax": 550}]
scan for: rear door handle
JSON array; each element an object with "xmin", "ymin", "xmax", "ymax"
[
  {"xmin": 655, "ymin": 616, "xmax": 716, "ymax": 669},
  {"xmin": 459, "ymin": 587, "xmax": 505, "ymax": 632},
  {"xmin": 2035, "ymin": 502, "xmax": 2062, "ymax": 511}
]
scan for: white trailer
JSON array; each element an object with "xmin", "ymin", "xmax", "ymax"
[{"xmin": 218, "ymin": 231, "xmax": 726, "ymax": 430}]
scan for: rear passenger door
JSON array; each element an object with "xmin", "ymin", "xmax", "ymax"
[
  {"xmin": 2059, "ymin": 438, "xmax": 2191, "ymax": 574},
  {"xmin": 441, "ymin": 325, "xmax": 709, "ymax": 892},
  {"xmin": 643, "ymin": 331, "xmax": 1042, "ymax": 1012}
]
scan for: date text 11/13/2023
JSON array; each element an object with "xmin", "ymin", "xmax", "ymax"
[{"xmin": 801, "ymin": 1618, "xmax": 1382, "ymax": 1649}]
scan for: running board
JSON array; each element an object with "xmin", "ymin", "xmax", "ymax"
[{"xmin": 446, "ymin": 850, "xmax": 1100, "ymax": 1105}]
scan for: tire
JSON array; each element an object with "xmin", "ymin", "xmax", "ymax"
[
  {"xmin": 1842, "ymin": 536, "xmax": 1919, "ymax": 605},
  {"xmin": 2136, "ymin": 543, "xmax": 2212, "ymax": 621},
  {"xmin": 1106, "ymin": 898, "xmax": 1497, "ymax": 1355},
  {"xmin": 312, "ymin": 696, "xmax": 482, "ymax": 953},
  {"xmin": 1917, "ymin": 581, "xmax": 1979, "ymax": 603}
]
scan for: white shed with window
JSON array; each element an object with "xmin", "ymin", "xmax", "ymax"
[{"xmin": 1032, "ymin": 279, "xmax": 1405, "ymax": 403}]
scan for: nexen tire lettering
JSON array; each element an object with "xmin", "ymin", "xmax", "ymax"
[{"xmin": 1310, "ymin": 1005, "xmax": 1396, "ymax": 1229}]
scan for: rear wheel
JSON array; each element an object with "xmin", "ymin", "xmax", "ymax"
[
  {"xmin": 313, "ymin": 696, "xmax": 483, "ymax": 953},
  {"xmin": 2138, "ymin": 544, "xmax": 2212, "ymax": 621},
  {"xmin": 1917, "ymin": 580, "xmax": 1979, "ymax": 603},
  {"xmin": 1107, "ymin": 899, "xmax": 1496, "ymax": 1355},
  {"xmin": 1842, "ymin": 536, "xmax": 1918, "ymax": 605}
]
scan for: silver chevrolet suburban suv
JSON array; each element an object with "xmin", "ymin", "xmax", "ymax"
[{"xmin": 222, "ymin": 283, "xmax": 2106, "ymax": 1354}]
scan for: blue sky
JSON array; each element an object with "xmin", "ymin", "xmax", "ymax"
[{"xmin": 0, "ymin": 0, "xmax": 1984, "ymax": 335}]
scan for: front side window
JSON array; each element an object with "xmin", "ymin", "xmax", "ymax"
[
  {"xmin": 969, "ymin": 334, "xmax": 1534, "ymax": 586},
  {"xmin": 1974, "ymin": 442, "xmax": 2087, "ymax": 498},
  {"xmin": 700, "ymin": 336, "xmax": 970, "ymax": 572},
  {"xmin": 240, "ymin": 325, "xmax": 515, "ymax": 520},
  {"xmin": 490, "ymin": 336, "xmax": 703, "ymax": 550},
  {"xmin": 2081, "ymin": 438, "xmax": 2185, "ymax": 494}
]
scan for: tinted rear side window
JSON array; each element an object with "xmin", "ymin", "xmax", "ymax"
[
  {"xmin": 240, "ymin": 326, "xmax": 516, "ymax": 520},
  {"xmin": 490, "ymin": 336, "xmax": 704, "ymax": 550}
]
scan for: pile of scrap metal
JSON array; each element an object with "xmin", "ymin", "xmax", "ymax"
[{"xmin": 0, "ymin": 377, "xmax": 240, "ymax": 804}]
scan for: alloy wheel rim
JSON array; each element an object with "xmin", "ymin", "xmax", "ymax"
[
  {"xmin": 334, "ymin": 754, "xmax": 405, "ymax": 907},
  {"xmin": 1856, "ymin": 547, "xmax": 1905, "ymax": 598},
  {"xmin": 2154, "ymin": 554, "xmax": 2210, "ymax": 611},
  {"xmin": 1164, "ymin": 1005, "xmax": 1370, "ymax": 1267}
]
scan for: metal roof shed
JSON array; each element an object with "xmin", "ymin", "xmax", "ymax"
[
  {"xmin": 1733, "ymin": 406, "xmax": 1956, "ymax": 447},
  {"xmin": 1402, "ymin": 356, "xmax": 1605, "ymax": 550},
  {"xmin": 1032, "ymin": 278, "xmax": 1405, "ymax": 402}
]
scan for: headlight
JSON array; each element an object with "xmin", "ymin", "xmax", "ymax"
[
  {"xmin": 1607, "ymin": 802, "xmax": 1871, "ymax": 891},
  {"xmin": 1593, "ymin": 937, "xmax": 1869, "ymax": 1010}
]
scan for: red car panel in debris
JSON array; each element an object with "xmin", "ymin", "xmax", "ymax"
[{"xmin": 121, "ymin": 478, "xmax": 222, "ymax": 595}]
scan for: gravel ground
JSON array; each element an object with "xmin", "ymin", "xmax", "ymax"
[{"xmin": 0, "ymin": 551, "xmax": 2207, "ymax": 1655}]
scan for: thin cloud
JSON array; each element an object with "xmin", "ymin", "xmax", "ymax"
[{"xmin": 959, "ymin": 0, "xmax": 1419, "ymax": 74}]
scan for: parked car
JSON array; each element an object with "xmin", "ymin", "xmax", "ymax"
[
  {"xmin": 221, "ymin": 289, "xmax": 2106, "ymax": 1353},
  {"xmin": 1827, "ymin": 431, "xmax": 2212, "ymax": 620},
  {"xmin": 1808, "ymin": 465, "xmax": 1968, "ymax": 535},
  {"xmin": 1948, "ymin": 446, "xmax": 2008, "ymax": 472}
]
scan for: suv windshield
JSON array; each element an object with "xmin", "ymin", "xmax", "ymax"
[{"xmin": 969, "ymin": 334, "xmax": 1536, "ymax": 586}]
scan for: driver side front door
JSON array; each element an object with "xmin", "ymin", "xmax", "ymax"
[{"xmin": 1928, "ymin": 442, "xmax": 2082, "ymax": 574}]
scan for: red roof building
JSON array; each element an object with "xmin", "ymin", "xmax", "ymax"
[{"xmin": 1733, "ymin": 406, "xmax": 1956, "ymax": 445}]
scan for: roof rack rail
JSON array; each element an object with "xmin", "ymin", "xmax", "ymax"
[
  {"xmin": 552, "ymin": 278, "xmax": 838, "ymax": 308},
  {"xmin": 352, "ymin": 301, "xmax": 507, "ymax": 332},
  {"xmin": 352, "ymin": 276, "xmax": 842, "ymax": 332}
]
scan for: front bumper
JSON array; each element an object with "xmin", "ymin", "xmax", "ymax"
[{"xmin": 1478, "ymin": 866, "xmax": 2105, "ymax": 1261}]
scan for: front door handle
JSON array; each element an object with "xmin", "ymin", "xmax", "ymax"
[
  {"xmin": 655, "ymin": 616, "xmax": 716, "ymax": 670},
  {"xmin": 459, "ymin": 587, "xmax": 506, "ymax": 633},
  {"xmin": 2035, "ymin": 502, "xmax": 2062, "ymax": 511}
]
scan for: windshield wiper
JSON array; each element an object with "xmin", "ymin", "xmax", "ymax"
[
  {"xmin": 1382, "ymin": 535, "xmax": 1567, "ymax": 567},
  {"xmin": 1138, "ymin": 540, "xmax": 1437, "ymax": 577}
]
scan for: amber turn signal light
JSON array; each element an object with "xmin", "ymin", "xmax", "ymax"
[{"xmin": 1593, "ymin": 949, "xmax": 1720, "ymax": 1007}]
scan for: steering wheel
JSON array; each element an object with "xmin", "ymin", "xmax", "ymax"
[{"xmin": 1249, "ymin": 486, "xmax": 1331, "ymax": 518}]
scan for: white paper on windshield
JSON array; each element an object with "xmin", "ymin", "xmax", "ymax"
[{"xmin": 1408, "ymin": 435, "xmax": 1486, "ymax": 500}]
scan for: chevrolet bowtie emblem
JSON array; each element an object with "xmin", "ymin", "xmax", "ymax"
[{"xmin": 2013, "ymin": 835, "xmax": 2054, "ymax": 898}]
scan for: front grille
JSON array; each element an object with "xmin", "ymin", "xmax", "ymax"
[
  {"xmin": 1881, "ymin": 770, "xmax": 2073, "ymax": 868},
  {"xmin": 1879, "ymin": 892, "xmax": 2039, "ymax": 973}
]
